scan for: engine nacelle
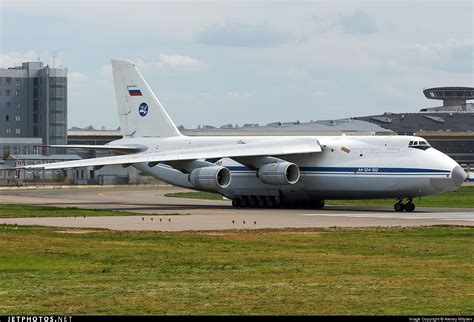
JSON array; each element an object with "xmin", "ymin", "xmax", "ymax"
[
  {"xmin": 189, "ymin": 166, "xmax": 231, "ymax": 190},
  {"xmin": 257, "ymin": 162, "xmax": 300, "ymax": 185}
]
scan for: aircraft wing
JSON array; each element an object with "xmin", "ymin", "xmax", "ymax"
[
  {"xmin": 39, "ymin": 144, "xmax": 141, "ymax": 153},
  {"xmin": 22, "ymin": 137, "xmax": 321, "ymax": 170}
]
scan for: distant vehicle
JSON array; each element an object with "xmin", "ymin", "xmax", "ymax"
[{"xmin": 22, "ymin": 59, "xmax": 467, "ymax": 212}]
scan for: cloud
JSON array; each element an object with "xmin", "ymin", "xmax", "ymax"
[
  {"xmin": 68, "ymin": 71, "xmax": 88, "ymax": 82},
  {"xmin": 98, "ymin": 53, "xmax": 205, "ymax": 81},
  {"xmin": 67, "ymin": 71, "xmax": 90, "ymax": 98},
  {"xmin": 135, "ymin": 54, "xmax": 206, "ymax": 72},
  {"xmin": 157, "ymin": 53, "xmax": 206, "ymax": 71},
  {"xmin": 0, "ymin": 51, "xmax": 40, "ymax": 68},
  {"xmin": 226, "ymin": 91, "xmax": 253, "ymax": 99},
  {"xmin": 196, "ymin": 22, "xmax": 293, "ymax": 47},
  {"xmin": 99, "ymin": 65, "xmax": 113, "ymax": 79},
  {"xmin": 337, "ymin": 10, "xmax": 378, "ymax": 35},
  {"xmin": 401, "ymin": 38, "xmax": 474, "ymax": 74}
]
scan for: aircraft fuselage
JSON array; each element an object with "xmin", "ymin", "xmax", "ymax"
[{"xmin": 110, "ymin": 134, "xmax": 465, "ymax": 202}]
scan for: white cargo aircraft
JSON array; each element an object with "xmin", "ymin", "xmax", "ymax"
[{"xmin": 23, "ymin": 59, "xmax": 466, "ymax": 212}]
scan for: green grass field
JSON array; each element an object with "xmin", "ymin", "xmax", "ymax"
[
  {"xmin": 0, "ymin": 204, "xmax": 142, "ymax": 218},
  {"xmin": 166, "ymin": 186, "xmax": 474, "ymax": 208},
  {"xmin": 0, "ymin": 226, "xmax": 472, "ymax": 315}
]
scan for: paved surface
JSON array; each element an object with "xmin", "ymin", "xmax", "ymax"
[{"xmin": 0, "ymin": 186, "xmax": 472, "ymax": 231}]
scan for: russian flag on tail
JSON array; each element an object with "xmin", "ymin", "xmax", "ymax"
[{"xmin": 127, "ymin": 85, "xmax": 142, "ymax": 96}]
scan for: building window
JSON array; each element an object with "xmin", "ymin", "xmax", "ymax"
[
  {"xmin": 15, "ymin": 78, "xmax": 21, "ymax": 86},
  {"xmin": 15, "ymin": 115, "xmax": 20, "ymax": 121},
  {"xmin": 6, "ymin": 128, "xmax": 11, "ymax": 134},
  {"xmin": 33, "ymin": 78, "xmax": 39, "ymax": 86},
  {"xmin": 6, "ymin": 89, "xmax": 11, "ymax": 96},
  {"xmin": 13, "ymin": 146, "xmax": 19, "ymax": 154},
  {"xmin": 6, "ymin": 115, "xmax": 9, "ymax": 122},
  {"xmin": 15, "ymin": 128, "xmax": 20, "ymax": 135},
  {"xmin": 6, "ymin": 102, "xmax": 11, "ymax": 108},
  {"xmin": 15, "ymin": 89, "xmax": 20, "ymax": 96},
  {"xmin": 6, "ymin": 78, "xmax": 11, "ymax": 86},
  {"xmin": 16, "ymin": 102, "xmax": 20, "ymax": 109}
]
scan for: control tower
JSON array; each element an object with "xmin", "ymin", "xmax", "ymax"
[
  {"xmin": 421, "ymin": 87, "xmax": 474, "ymax": 112},
  {"xmin": 423, "ymin": 87, "xmax": 474, "ymax": 106}
]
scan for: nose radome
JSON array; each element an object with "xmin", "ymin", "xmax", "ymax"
[{"xmin": 451, "ymin": 165, "xmax": 467, "ymax": 188}]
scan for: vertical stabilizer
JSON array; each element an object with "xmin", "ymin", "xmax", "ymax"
[{"xmin": 111, "ymin": 59, "xmax": 182, "ymax": 137}]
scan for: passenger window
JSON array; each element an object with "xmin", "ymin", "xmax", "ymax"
[
  {"xmin": 409, "ymin": 141, "xmax": 413, "ymax": 146},
  {"xmin": 413, "ymin": 141, "xmax": 418, "ymax": 146}
]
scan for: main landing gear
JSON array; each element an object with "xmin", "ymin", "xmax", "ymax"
[
  {"xmin": 394, "ymin": 198, "xmax": 415, "ymax": 212},
  {"xmin": 232, "ymin": 196, "xmax": 281, "ymax": 208},
  {"xmin": 232, "ymin": 196, "xmax": 325, "ymax": 209}
]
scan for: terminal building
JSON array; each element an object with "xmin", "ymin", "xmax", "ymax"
[
  {"xmin": 0, "ymin": 61, "xmax": 68, "ymax": 155},
  {"xmin": 0, "ymin": 61, "xmax": 79, "ymax": 184}
]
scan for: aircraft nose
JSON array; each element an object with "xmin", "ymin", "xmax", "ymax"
[
  {"xmin": 451, "ymin": 165, "xmax": 467, "ymax": 188},
  {"xmin": 430, "ymin": 164, "xmax": 466, "ymax": 192}
]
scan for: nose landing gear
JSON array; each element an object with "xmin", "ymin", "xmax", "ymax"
[{"xmin": 394, "ymin": 198, "xmax": 415, "ymax": 212}]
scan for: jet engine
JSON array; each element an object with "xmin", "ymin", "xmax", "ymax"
[
  {"xmin": 257, "ymin": 162, "xmax": 300, "ymax": 185},
  {"xmin": 189, "ymin": 165, "xmax": 231, "ymax": 190}
]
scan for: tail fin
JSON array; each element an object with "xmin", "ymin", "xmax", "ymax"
[{"xmin": 111, "ymin": 59, "xmax": 182, "ymax": 138}]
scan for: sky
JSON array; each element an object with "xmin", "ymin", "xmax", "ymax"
[{"xmin": 0, "ymin": 0, "xmax": 473, "ymax": 130}]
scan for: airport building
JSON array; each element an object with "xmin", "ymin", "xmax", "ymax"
[
  {"xmin": 0, "ymin": 61, "xmax": 68, "ymax": 156},
  {"xmin": 0, "ymin": 61, "xmax": 75, "ymax": 183}
]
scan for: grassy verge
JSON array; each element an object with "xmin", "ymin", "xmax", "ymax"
[
  {"xmin": 0, "ymin": 226, "xmax": 472, "ymax": 315},
  {"xmin": 0, "ymin": 204, "xmax": 142, "ymax": 218},
  {"xmin": 166, "ymin": 186, "xmax": 474, "ymax": 208}
]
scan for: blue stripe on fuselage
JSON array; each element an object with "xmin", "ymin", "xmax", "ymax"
[{"xmin": 226, "ymin": 166, "xmax": 450, "ymax": 174}]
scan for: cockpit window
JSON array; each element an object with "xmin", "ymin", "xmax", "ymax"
[{"xmin": 408, "ymin": 140, "xmax": 431, "ymax": 150}]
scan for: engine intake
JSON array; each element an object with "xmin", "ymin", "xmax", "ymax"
[
  {"xmin": 257, "ymin": 162, "xmax": 300, "ymax": 185},
  {"xmin": 189, "ymin": 166, "xmax": 231, "ymax": 190}
]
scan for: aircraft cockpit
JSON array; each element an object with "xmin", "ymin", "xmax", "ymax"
[{"xmin": 408, "ymin": 140, "xmax": 431, "ymax": 150}]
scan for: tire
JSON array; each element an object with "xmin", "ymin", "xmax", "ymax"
[
  {"xmin": 240, "ymin": 196, "xmax": 249, "ymax": 208},
  {"xmin": 265, "ymin": 196, "xmax": 275, "ymax": 208},
  {"xmin": 248, "ymin": 196, "xmax": 257, "ymax": 208},
  {"xmin": 232, "ymin": 198, "xmax": 241, "ymax": 208},
  {"xmin": 404, "ymin": 203, "xmax": 415, "ymax": 212},
  {"xmin": 257, "ymin": 197, "xmax": 266, "ymax": 208},
  {"xmin": 314, "ymin": 200, "xmax": 325, "ymax": 209},
  {"xmin": 394, "ymin": 203, "xmax": 404, "ymax": 212}
]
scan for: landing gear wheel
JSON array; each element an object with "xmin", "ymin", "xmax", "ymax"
[
  {"xmin": 240, "ymin": 196, "xmax": 249, "ymax": 208},
  {"xmin": 313, "ymin": 200, "xmax": 325, "ymax": 209},
  {"xmin": 232, "ymin": 198, "xmax": 241, "ymax": 208},
  {"xmin": 248, "ymin": 196, "xmax": 257, "ymax": 208},
  {"xmin": 404, "ymin": 203, "xmax": 415, "ymax": 212},
  {"xmin": 274, "ymin": 196, "xmax": 281, "ymax": 208},
  {"xmin": 265, "ymin": 196, "xmax": 275, "ymax": 208},
  {"xmin": 256, "ymin": 196, "xmax": 266, "ymax": 208},
  {"xmin": 394, "ymin": 202, "xmax": 404, "ymax": 212}
]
